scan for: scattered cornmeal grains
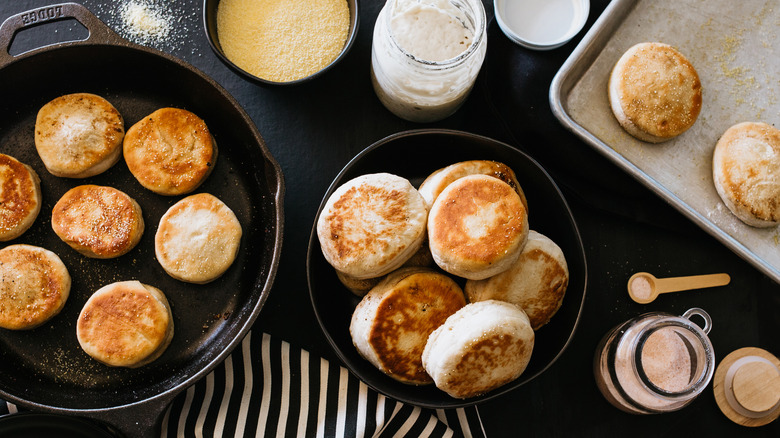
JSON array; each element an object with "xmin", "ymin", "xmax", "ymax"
[{"xmin": 217, "ymin": 0, "xmax": 350, "ymax": 82}]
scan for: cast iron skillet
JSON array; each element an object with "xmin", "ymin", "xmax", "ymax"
[
  {"xmin": 308, "ymin": 129, "xmax": 587, "ymax": 408},
  {"xmin": 0, "ymin": 3, "xmax": 284, "ymax": 437}
]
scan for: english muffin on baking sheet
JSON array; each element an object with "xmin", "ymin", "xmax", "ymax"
[
  {"xmin": 124, "ymin": 107, "xmax": 217, "ymax": 196},
  {"xmin": 52, "ymin": 185, "xmax": 144, "ymax": 259},
  {"xmin": 0, "ymin": 244, "xmax": 70, "ymax": 330},
  {"xmin": 422, "ymin": 300, "xmax": 534, "ymax": 399},
  {"xmin": 35, "ymin": 93, "xmax": 124, "ymax": 178},
  {"xmin": 155, "ymin": 193, "xmax": 242, "ymax": 284},
  {"xmin": 0, "ymin": 154, "xmax": 42, "ymax": 241},
  {"xmin": 418, "ymin": 160, "xmax": 527, "ymax": 211},
  {"xmin": 608, "ymin": 42, "xmax": 702, "ymax": 143},
  {"xmin": 713, "ymin": 122, "xmax": 780, "ymax": 228},
  {"xmin": 428, "ymin": 174, "xmax": 529, "ymax": 280},
  {"xmin": 350, "ymin": 267, "xmax": 467, "ymax": 385},
  {"xmin": 77, "ymin": 280, "xmax": 173, "ymax": 368},
  {"xmin": 465, "ymin": 230, "xmax": 569, "ymax": 330},
  {"xmin": 317, "ymin": 173, "xmax": 428, "ymax": 280}
]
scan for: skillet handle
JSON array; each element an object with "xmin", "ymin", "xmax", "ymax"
[
  {"xmin": 0, "ymin": 2, "xmax": 125, "ymax": 68},
  {"xmin": 82, "ymin": 393, "xmax": 176, "ymax": 438}
]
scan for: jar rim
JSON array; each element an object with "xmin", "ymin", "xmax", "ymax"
[
  {"xmin": 384, "ymin": 0, "xmax": 486, "ymax": 68},
  {"xmin": 631, "ymin": 320, "xmax": 715, "ymax": 399}
]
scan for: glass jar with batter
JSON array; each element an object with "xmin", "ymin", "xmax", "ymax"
[
  {"xmin": 593, "ymin": 308, "xmax": 716, "ymax": 414},
  {"xmin": 370, "ymin": 0, "xmax": 487, "ymax": 123}
]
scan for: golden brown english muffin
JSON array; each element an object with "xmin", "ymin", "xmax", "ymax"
[
  {"xmin": 155, "ymin": 193, "xmax": 242, "ymax": 284},
  {"xmin": 713, "ymin": 122, "xmax": 780, "ymax": 227},
  {"xmin": 77, "ymin": 280, "xmax": 173, "ymax": 368},
  {"xmin": 466, "ymin": 230, "xmax": 569, "ymax": 330},
  {"xmin": 608, "ymin": 42, "xmax": 702, "ymax": 143},
  {"xmin": 35, "ymin": 93, "xmax": 124, "ymax": 178},
  {"xmin": 350, "ymin": 267, "xmax": 467, "ymax": 385},
  {"xmin": 336, "ymin": 270, "xmax": 383, "ymax": 297},
  {"xmin": 51, "ymin": 185, "xmax": 144, "ymax": 258},
  {"xmin": 0, "ymin": 154, "xmax": 42, "ymax": 241},
  {"xmin": 0, "ymin": 244, "xmax": 70, "ymax": 330},
  {"xmin": 317, "ymin": 173, "xmax": 428, "ymax": 280},
  {"xmin": 428, "ymin": 174, "xmax": 529, "ymax": 280},
  {"xmin": 123, "ymin": 108, "xmax": 217, "ymax": 195},
  {"xmin": 422, "ymin": 300, "xmax": 534, "ymax": 399},
  {"xmin": 336, "ymin": 234, "xmax": 434, "ymax": 297},
  {"xmin": 418, "ymin": 160, "xmax": 527, "ymax": 211}
]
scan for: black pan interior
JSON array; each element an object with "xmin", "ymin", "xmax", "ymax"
[
  {"xmin": 0, "ymin": 43, "xmax": 282, "ymax": 410},
  {"xmin": 307, "ymin": 130, "xmax": 587, "ymax": 408}
]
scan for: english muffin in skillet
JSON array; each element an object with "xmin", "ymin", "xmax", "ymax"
[
  {"xmin": 77, "ymin": 280, "xmax": 173, "ymax": 368},
  {"xmin": 350, "ymin": 267, "xmax": 466, "ymax": 385},
  {"xmin": 428, "ymin": 174, "xmax": 529, "ymax": 280},
  {"xmin": 466, "ymin": 230, "xmax": 569, "ymax": 330},
  {"xmin": 0, "ymin": 244, "xmax": 70, "ymax": 330},
  {"xmin": 35, "ymin": 93, "xmax": 124, "ymax": 178},
  {"xmin": 52, "ymin": 185, "xmax": 144, "ymax": 259},
  {"xmin": 124, "ymin": 107, "xmax": 217, "ymax": 196},
  {"xmin": 418, "ymin": 160, "xmax": 527, "ymax": 211},
  {"xmin": 608, "ymin": 42, "xmax": 702, "ymax": 143},
  {"xmin": 422, "ymin": 300, "xmax": 534, "ymax": 399},
  {"xmin": 155, "ymin": 193, "xmax": 242, "ymax": 284},
  {"xmin": 0, "ymin": 153, "xmax": 42, "ymax": 241},
  {"xmin": 713, "ymin": 122, "xmax": 780, "ymax": 227},
  {"xmin": 317, "ymin": 173, "xmax": 428, "ymax": 280}
]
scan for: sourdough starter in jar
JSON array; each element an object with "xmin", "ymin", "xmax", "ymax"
[
  {"xmin": 371, "ymin": 0, "xmax": 487, "ymax": 122},
  {"xmin": 594, "ymin": 308, "xmax": 715, "ymax": 414}
]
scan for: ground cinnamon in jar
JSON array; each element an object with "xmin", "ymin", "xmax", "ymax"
[{"xmin": 217, "ymin": 0, "xmax": 350, "ymax": 82}]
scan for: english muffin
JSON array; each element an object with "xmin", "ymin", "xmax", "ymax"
[
  {"xmin": 77, "ymin": 280, "xmax": 173, "ymax": 368},
  {"xmin": 608, "ymin": 42, "xmax": 702, "ymax": 143},
  {"xmin": 428, "ymin": 174, "xmax": 529, "ymax": 280},
  {"xmin": 52, "ymin": 185, "xmax": 144, "ymax": 258},
  {"xmin": 336, "ymin": 234, "xmax": 434, "ymax": 297},
  {"xmin": 123, "ymin": 107, "xmax": 217, "ymax": 196},
  {"xmin": 713, "ymin": 122, "xmax": 780, "ymax": 227},
  {"xmin": 317, "ymin": 173, "xmax": 428, "ymax": 280},
  {"xmin": 0, "ymin": 244, "xmax": 70, "ymax": 330},
  {"xmin": 155, "ymin": 193, "xmax": 242, "ymax": 284},
  {"xmin": 422, "ymin": 300, "xmax": 534, "ymax": 399},
  {"xmin": 350, "ymin": 267, "xmax": 467, "ymax": 385},
  {"xmin": 0, "ymin": 154, "xmax": 42, "ymax": 241},
  {"xmin": 418, "ymin": 160, "xmax": 527, "ymax": 211},
  {"xmin": 336, "ymin": 270, "xmax": 384, "ymax": 297},
  {"xmin": 465, "ymin": 230, "xmax": 569, "ymax": 330},
  {"xmin": 35, "ymin": 93, "xmax": 124, "ymax": 178}
]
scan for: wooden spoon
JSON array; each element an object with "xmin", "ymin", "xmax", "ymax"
[{"xmin": 627, "ymin": 272, "xmax": 731, "ymax": 304}]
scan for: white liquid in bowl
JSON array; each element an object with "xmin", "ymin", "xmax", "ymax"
[{"xmin": 497, "ymin": 0, "xmax": 588, "ymax": 48}]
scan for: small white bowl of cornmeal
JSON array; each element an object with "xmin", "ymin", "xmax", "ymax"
[{"xmin": 495, "ymin": 0, "xmax": 589, "ymax": 50}]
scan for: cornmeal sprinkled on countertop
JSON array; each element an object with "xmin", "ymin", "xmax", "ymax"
[{"xmin": 217, "ymin": 0, "xmax": 350, "ymax": 82}]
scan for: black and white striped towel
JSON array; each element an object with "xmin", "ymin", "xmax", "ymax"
[{"xmin": 2, "ymin": 331, "xmax": 485, "ymax": 438}]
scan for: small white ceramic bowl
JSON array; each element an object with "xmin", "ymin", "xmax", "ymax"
[{"xmin": 495, "ymin": 0, "xmax": 589, "ymax": 50}]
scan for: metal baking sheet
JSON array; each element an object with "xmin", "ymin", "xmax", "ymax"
[{"xmin": 550, "ymin": 0, "xmax": 780, "ymax": 283}]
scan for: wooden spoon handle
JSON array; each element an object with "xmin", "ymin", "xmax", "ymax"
[{"xmin": 655, "ymin": 273, "xmax": 731, "ymax": 294}]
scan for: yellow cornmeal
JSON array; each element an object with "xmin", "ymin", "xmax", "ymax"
[{"xmin": 217, "ymin": 0, "xmax": 350, "ymax": 82}]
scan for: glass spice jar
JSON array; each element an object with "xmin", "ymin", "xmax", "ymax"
[
  {"xmin": 594, "ymin": 308, "xmax": 716, "ymax": 414},
  {"xmin": 370, "ymin": 0, "xmax": 487, "ymax": 123}
]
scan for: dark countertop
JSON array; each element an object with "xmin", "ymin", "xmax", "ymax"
[{"xmin": 0, "ymin": 0, "xmax": 778, "ymax": 436}]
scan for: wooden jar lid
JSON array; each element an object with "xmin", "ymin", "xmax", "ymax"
[{"xmin": 713, "ymin": 347, "xmax": 780, "ymax": 427}]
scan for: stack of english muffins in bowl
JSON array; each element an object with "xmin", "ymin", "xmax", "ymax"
[{"xmin": 308, "ymin": 131, "xmax": 586, "ymax": 405}]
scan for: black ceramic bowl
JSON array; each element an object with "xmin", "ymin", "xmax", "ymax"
[
  {"xmin": 203, "ymin": 0, "xmax": 359, "ymax": 86},
  {"xmin": 307, "ymin": 129, "xmax": 588, "ymax": 408}
]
